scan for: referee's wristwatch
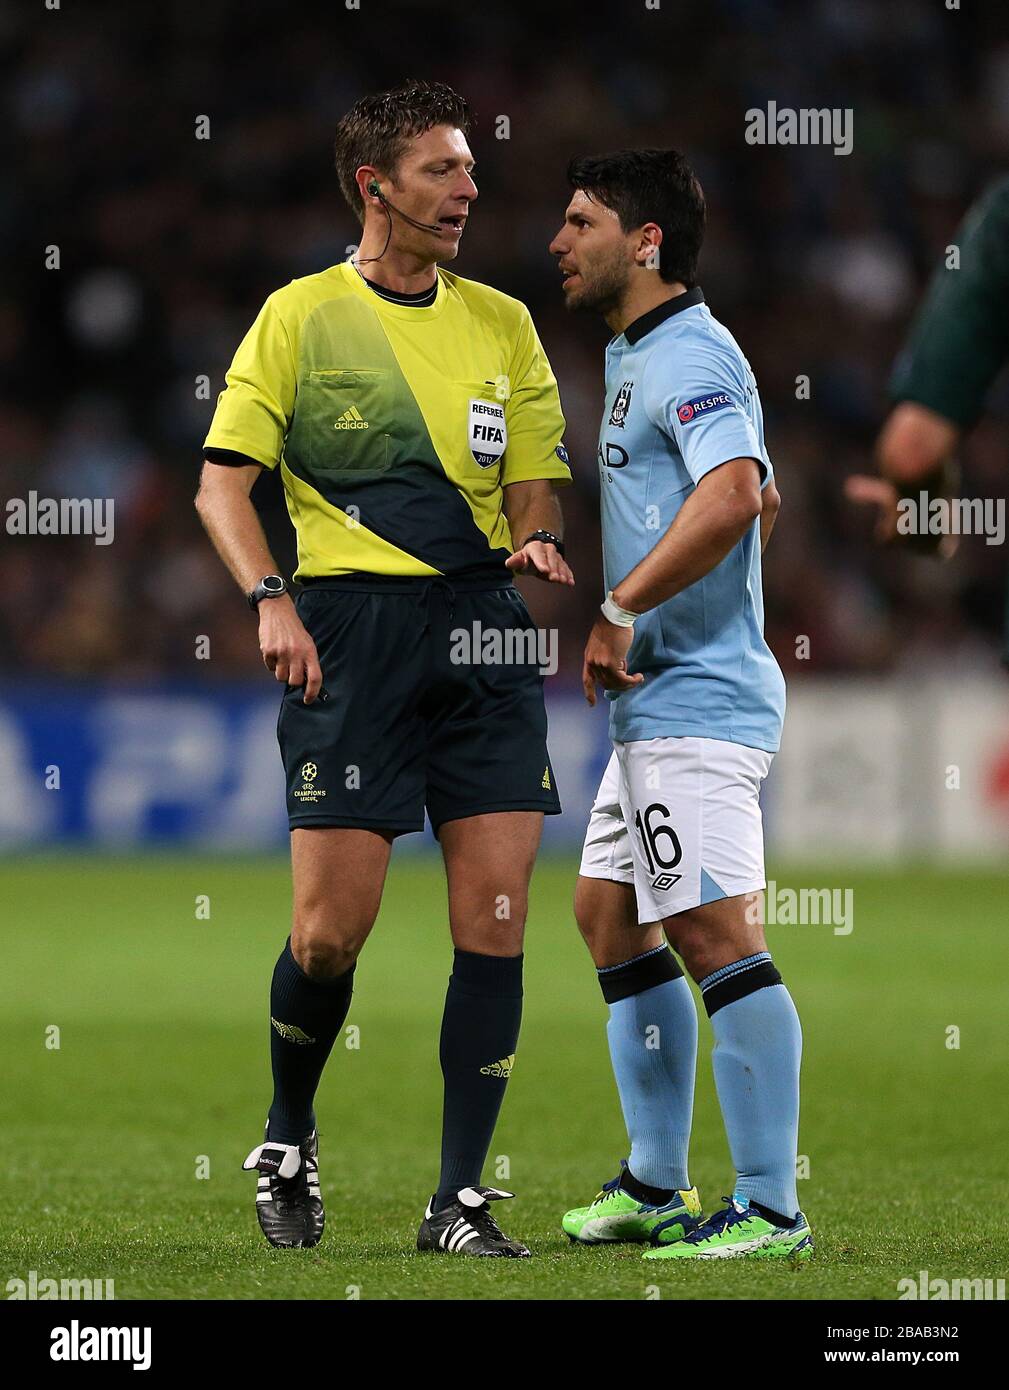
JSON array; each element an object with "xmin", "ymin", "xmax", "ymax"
[
  {"xmin": 247, "ymin": 574, "xmax": 288, "ymax": 610},
  {"xmin": 522, "ymin": 529, "xmax": 565, "ymax": 557}
]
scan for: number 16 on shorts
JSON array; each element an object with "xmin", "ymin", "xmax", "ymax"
[{"xmin": 578, "ymin": 735, "xmax": 773, "ymax": 924}]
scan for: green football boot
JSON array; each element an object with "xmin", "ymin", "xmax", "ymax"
[
  {"xmin": 643, "ymin": 1194, "xmax": 813, "ymax": 1261},
  {"xmin": 563, "ymin": 1161, "xmax": 702, "ymax": 1245}
]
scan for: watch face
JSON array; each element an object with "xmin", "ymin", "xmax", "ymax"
[{"xmin": 262, "ymin": 576, "xmax": 285, "ymax": 593}]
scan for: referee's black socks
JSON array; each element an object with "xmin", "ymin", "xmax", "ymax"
[
  {"xmin": 266, "ymin": 937, "xmax": 354, "ymax": 1144},
  {"xmin": 434, "ymin": 949, "xmax": 523, "ymax": 1212}
]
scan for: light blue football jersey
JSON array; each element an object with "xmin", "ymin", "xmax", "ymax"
[{"xmin": 597, "ymin": 287, "xmax": 785, "ymax": 753}]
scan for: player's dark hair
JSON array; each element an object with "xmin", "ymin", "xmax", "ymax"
[
  {"xmin": 334, "ymin": 79, "xmax": 472, "ymax": 224},
  {"xmin": 566, "ymin": 148, "xmax": 706, "ymax": 285}
]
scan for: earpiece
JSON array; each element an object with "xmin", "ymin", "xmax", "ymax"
[{"xmin": 367, "ymin": 179, "xmax": 381, "ymax": 198}]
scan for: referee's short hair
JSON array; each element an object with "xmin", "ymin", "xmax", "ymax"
[
  {"xmin": 335, "ymin": 79, "xmax": 471, "ymax": 224},
  {"xmin": 566, "ymin": 149, "xmax": 706, "ymax": 286}
]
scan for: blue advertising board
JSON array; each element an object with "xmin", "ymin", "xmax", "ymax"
[{"xmin": 0, "ymin": 682, "xmax": 612, "ymax": 852}]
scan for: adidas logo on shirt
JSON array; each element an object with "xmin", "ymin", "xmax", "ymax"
[{"xmin": 333, "ymin": 405, "xmax": 369, "ymax": 429}]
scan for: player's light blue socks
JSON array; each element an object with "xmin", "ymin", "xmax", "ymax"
[
  {"xmin": 700, "ymin": 951, "xmax": 802, "ymax": 1223},
  {"xmin": 598, "ymin": 945, "xmax": 697, "ymax": 1194}
]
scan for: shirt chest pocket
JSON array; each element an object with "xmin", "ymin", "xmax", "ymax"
[{"xmin": 302, "ymin": 368, "xmax": 392, "ymax": 479}]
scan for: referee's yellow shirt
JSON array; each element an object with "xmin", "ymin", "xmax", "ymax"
[{"xmin": 203, "ymin": 262, "xmax": 572, "ymax": 579}]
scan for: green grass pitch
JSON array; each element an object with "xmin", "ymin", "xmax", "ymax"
[{"xmin": 3, "ymin": 855, "xmax": 1006, "ymax": 1301}]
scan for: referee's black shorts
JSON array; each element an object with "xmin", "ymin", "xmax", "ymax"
[{"xmin": 277, "ymin": 574, "xmax": 561, "ymax": 835}]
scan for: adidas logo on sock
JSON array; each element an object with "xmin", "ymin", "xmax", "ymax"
[
  {"xmin": 333, "ymin": 405, "xmax": 369, "ymax": 429},
  {"xmin": 479, "ymin": 1054, "xmax": 515, "ymax": 1078},
  {"xmin": 271, "ymin": 1017, "xmax": 316, "ymax": 1045}
]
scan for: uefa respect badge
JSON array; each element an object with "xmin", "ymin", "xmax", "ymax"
[{"xmin": 676, "ymin": 391, "xmax": 733, "ymax": 424}]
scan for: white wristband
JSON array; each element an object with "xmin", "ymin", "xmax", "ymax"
[{"xmin": 600, "ymin": 591, "xmax": 640, "ymax": 628}]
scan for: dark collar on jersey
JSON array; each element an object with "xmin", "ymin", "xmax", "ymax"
[
  {"xmin": 362, "ymin": 274, "xmax": 438, "ymax": 306},
  {"xmin": 623, "ymin": 286, "xmax": 705, "ymax": 345}
]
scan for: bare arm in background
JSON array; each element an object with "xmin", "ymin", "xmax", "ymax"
[{"xmin": 844, "ymin": 402, "xmax": 960, "ymax": 543}]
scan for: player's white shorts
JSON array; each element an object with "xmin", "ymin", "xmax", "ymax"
[{"xmin": 578, "ymin": 736, "xmax": 772, "ymax": 923}]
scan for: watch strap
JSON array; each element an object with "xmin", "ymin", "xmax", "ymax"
[
  {"xmin": 247, "ymin": 575, "xmax": 288, "ymax": 609},
  {"xmin": 522, "ymin": 529, "xmax": 565, "ymax": 557}
]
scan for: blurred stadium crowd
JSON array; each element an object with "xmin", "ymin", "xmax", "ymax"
[{"xmin": 5, "ymin": 0, "xmax": 1009, "ymax": 685}]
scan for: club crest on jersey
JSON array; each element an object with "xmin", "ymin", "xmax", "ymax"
[
  {"xmin": 608, "ymin": 380, "xmax": 634, "ymax": 428},
  {"xmin": 677, "ymin": 391, "xmax": 733, "ymax": 423},
  {"xmin": 468, "ymin": 398, "xmax": 507, "ymax": 467}
]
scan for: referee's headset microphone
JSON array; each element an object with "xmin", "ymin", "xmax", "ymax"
[
  {"xmin": 355, "ymin": 179, "xmax": 446, "ymax": 265},
  {"xmin": 367, "ymin": 179, "xmax": 444, "ymax": 233}
]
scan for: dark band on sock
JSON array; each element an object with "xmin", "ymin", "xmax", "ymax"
[
  {"xmin": 751, "ymin": 1198, "xmax": 795, "ymax": 1227},
  {"xmin": 450, "ymin": 948, "xmax": 523, "ymax": 998},
  {"xmin": 621, "ymin": 1167, "xmax": 677, "ymax": 1206},
  {"xmin": 283, "ymin": 937, "xmax": 357, "ymax": 991},
  {"xmin": 597, "ymin": 945, "xmax": 682, "ymax": 1004},
  {"xmin": 700, "ymin": 955, "xmax": 782, "ymax": 1017}
]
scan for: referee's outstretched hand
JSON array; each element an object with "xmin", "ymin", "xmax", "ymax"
[
  {"xmin": 259, "ymin": 596, "xmax": 324, "ymax": 704},
  {"xmin": 505, "ymin": 540, "xmax": 575, "ymax": 585}
]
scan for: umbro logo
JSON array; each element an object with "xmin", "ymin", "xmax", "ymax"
[
  {"xmin": 651, "ymin": 873, "xmax": 682, "ymax": 892},
  {"xmin": 333, "ymin": 405, "xmax": 369, "ymax": 430},
  {"xmin": 479, "ymin": 1054, "xmax": 514, "ymax": 1078}
]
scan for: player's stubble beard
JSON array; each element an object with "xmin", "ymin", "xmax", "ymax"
[{"xmin": 562, "ymin": 244, "xmax": 631, "ymax": 318}]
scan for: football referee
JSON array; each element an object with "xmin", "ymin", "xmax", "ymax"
[{"xmin": 195, "ymin": 80, "xmax": 573, "ymax": 1258}]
